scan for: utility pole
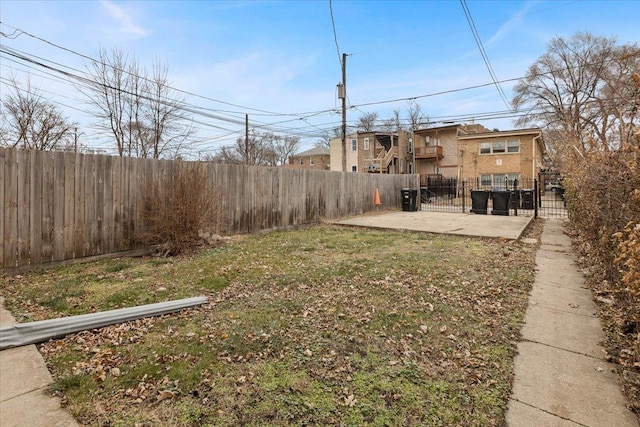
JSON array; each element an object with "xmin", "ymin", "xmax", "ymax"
[
  {"xmin": 245, "ymin": 114, "xmax": 249, "ymax": 165},
  {"xmin": 340, "ymin": 53, "xmax": 347, "ymax": 172}
]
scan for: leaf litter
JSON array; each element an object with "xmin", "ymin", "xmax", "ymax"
[{"xmin": 0, "ymin": 222, "xmax": 542, "ymax": 426}]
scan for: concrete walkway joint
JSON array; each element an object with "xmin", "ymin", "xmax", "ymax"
[
  {"xmin": 0, "ymin": 297, "xmax": 79, "ymax": 427},
  {"xmin": 506, "ymin": 219, "xmax": 639, "ymax": 427}
]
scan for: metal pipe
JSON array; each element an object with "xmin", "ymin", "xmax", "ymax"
[{"xmin": 0, "ymin": 296, "xmax": 208, "ymax": 350}]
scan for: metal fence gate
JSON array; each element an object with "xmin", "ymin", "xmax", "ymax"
[{"xmin": 417, "ymin": 177, "xmax": 568, "ymax": 219}]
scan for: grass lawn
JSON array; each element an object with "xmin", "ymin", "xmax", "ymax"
[{"xmin": 0, "ymin": 222, "xmax": 541, "ymax": 426}]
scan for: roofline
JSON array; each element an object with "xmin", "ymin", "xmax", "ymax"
[
  {"xmin": 413, "ymin": 124, "xmax": 462, "ymax": 133},
  {"xmin": 292, "ymin": 147, "xmax": 330, "ymax": 157},
  {"xmin": 457, "ymin": 128, "xmax": 543, "ymax": 139}
]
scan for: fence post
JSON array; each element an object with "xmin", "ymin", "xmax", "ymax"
[
  {"xmin": 513, "ymin": 178, "xmax": 518, "ymax": 217},
  {"xmin": 462, "ymin": 180, "xmax": 466, "ymax": 213},
  {"xmin": 534, "ymin": 178, "xmax": 539, "ymax": 219}
]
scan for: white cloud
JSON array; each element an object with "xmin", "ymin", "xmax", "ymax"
[
  {"xmin": 173, "ymin": 50, "xmax": 320, "ymax": 111},
  {"xmin": 97, "ymin": 0, "xmax": 150, "ymax": 39},
  {"xmin": 486, "ymin": 1, "xmax": 537, "ymax": 47}
]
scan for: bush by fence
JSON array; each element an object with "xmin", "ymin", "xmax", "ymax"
[
  {"xmin": 1, "ymin": 147, "xmax": 417, "ymax": 269},
  {"xmin": 563, "ymin": 144, "xmax": 640, "ymax": 407}
]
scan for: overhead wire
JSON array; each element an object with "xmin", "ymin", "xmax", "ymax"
[
  {"xmin": 0, "ymin": 21, "xmax": 335, "ymax": 118},
  {"xmin": 0, "ymin": 35, "xmax": 343, "ymax": 147},
  {"xmin": 459, "ymin": 0, "xmax": 513, "ymax": 112},
  {"xmin": 328, "ymin": 0, "xmax": 343, "ymax": 71},
  {"xmin": 2, "ymin": 8, "xmax": 619, "ymax": 154},
  {"xmin": 2, "ymin": 39, "xmax": 624, "ymax": 141}
]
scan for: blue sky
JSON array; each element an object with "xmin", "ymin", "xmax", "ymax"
[{"xmin": 1, "ymin": 0, "xmax": 638, "ymax": 157}]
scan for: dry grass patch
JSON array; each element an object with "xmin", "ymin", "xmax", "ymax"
[{"xmin": 0, "ymin": 222, "xmax": 541, "ymax": 426}]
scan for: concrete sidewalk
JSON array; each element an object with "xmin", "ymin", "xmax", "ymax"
[
  {"xmin": 0, "ymin": 297, "xmax": 79, "ymax": 427},
  {"xmin": 336, "ymin": 210, "xmax": 532, "ymax": 240},
  {"xmin": 506, "ymin": 219, "xmax": 638, "ymax": 426}
]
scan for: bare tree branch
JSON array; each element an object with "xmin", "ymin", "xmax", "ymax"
[
  {"xmin": 79, "ymin": 47, "xmax": 195, "ymax": 158},
  {"xmin": 1, "ymin": 76, "xmax": 77, "ymax": 151}
]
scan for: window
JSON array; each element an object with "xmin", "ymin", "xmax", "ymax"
[
  {"xmin": 364, "ymin": 138, "xmax": 370, "ymax": 151},
  {"xmin": 351, "ymin": 165, "xmax": 357, "ymax": 172},
  {"xmin": 407, "ymin": 138, "xmax": 413, "ymax": 153},
  {"xmin": 310, "ymin": 157, "xmax": 315, "ymax": 166},
  {"xmin": 480, "ymin": 173, "xmax": 520, "ymax": 189},
  {"xmin": 492, "ymin": 141, "xmax": 505, "ymax": 153},
  {"xmin": 506, "ymin": 173, "xmax": 520, "ymax": 186},
  {"xmin": 351, "ymin": 139, "xmax": 357, "ymax": 152},
  {"xmin": 299, "ymin": 158, "xmax": 304, "ymax": 165},
  {"xmin": 480, "ymin": 139, "xmax": 519, "ymax": 154},
  {"xmin": 425, "ymin": 135, "xmax": 430, "ymax": 146},
  {"xmin": 493, "ymin": 174, "xmax": 506, "ymax": 188}
]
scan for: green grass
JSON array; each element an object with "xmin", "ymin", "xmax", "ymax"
[{"xmin": 0, "ymin": 222, "xmax": 541, "ymax": 426}]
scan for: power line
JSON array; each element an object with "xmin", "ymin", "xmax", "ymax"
[
  {"xmin": 0, "ymin": 21, "xmax": 334, "ymax": 118},
  {"xmin": 460, "ymin": 0, "xmax": 512, "ymax": 112},
  {"xmin": 348, "ymin": 1, "xmax": 580, "ymax": 58},
  {"xmin": 328, "ymin": 0, "xmax": 342, "ymax": 70}
]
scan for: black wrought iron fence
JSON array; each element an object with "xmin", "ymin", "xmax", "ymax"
[{"xmin": 418, "ymin": 177, "xmax": 567, "ymax": 218}]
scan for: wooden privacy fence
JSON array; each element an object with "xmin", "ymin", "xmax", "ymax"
[{"xmin": 1, "ymin": 147, "xmax": 418, "ymax": 270}]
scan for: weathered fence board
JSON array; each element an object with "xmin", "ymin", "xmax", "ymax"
[
  {"xmin": 0, "ymin": 149, "xmax": 5, "ymax": 267},
  {"xmin": 29, "ymin": 150, "xmax": 43, "ymax": 266},
  {"xmin": 17, "ymin": 149, "xmax": 30, "ymax": 266},
  {"xmin": 53, "ymin": 151, "xmax": 65, "ymax": 262},
  {"xmin": 4, "ymin": 149, "xmax": 18, "ymax": 268},
  {"xmin": 1, "ymin": 147, "xmax": 417, "ymax": 270},
  {"xmin": 63, "ymin": 152, "xmax": 75, "ymax": 261}
]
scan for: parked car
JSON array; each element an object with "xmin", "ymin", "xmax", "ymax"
[{"xmin": 545, "ymin": 181, "xmax": 563, "ymax": 192}]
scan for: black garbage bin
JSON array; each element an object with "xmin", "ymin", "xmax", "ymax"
[
  {"xmin": 470, "ymin": 190, "xmax": 490, "ymax": 214},
  {"xmin": 521, "ymin": 189, "xmax": 534, "ymax": 209},
  {"xmin": 509, "ymin": 190, "xmax": 520, "ymax": 209},
  {"xmin": 401, "ymin": 188, "xmax": 418, "ymax": 212},
  {"xmin": 491, "ymin": 190, "xmax": 511, "ymax": 216}
]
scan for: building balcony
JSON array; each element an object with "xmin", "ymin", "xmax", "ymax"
[{"xmin": 414, "ymin": 145, "xmax": 443, "ymax": 159}]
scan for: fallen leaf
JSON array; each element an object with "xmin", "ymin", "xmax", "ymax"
[
  {"xmin": 344, "ymin": 394, "xmax": 357, "ymax": 407},
  {"xmin": 157, "ymin": 390, "xmax": 175, "ymax": 402}
]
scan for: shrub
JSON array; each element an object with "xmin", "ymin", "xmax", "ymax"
[
  {"xmin": 563, "ymin": 131, "xmax": 640, "ymax": 410},
  {"xmin": 138, "ymin": 162, "xmax": 227, "ymax": 255}
]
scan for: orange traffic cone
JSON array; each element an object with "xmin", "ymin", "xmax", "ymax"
[{"xmin": 374, "ymin": 188, "xmax": 381, "ymax": 207}]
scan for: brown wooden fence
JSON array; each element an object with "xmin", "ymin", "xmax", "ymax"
[{"xmin": 1, "ymin": 147, "xmax": 418, "ymax": 270}]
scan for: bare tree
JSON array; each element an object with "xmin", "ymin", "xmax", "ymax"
[
  {"xmin": 315, "ymin": 128, "xmax": 340, "ymax": 149},
  {"xmin": 356, "ymin": 112, "xmax": 379, "ymax": 132},
  {"xmin": 211, "ymin": 131, "xmax": 299, "ymax": 166},
  {"xmin": 80, "ymin": 47, "xmax": 194, "ymax": 158},
  {"xmin": 144, "ymin": 59, "xmax": 194, "ymax": 159},
  {"xmin": 407, "ymin": 101, "xmax": 428, "ymax": 131},
  {"xmin": 513, "ymin": 32, "xmax": 640, "ymax": 152},
  {"xmin": 381, "ymin": 109, "xmax": 403, "ymax": 132},
  {"xmin": 81, "ymin": 48, "xmax": 137, "ymax": 156},
  {"xmin": 212, "ymin": 130, "xmax": 284, "ymax": 166},
  {"xmin": 267, "ymin": 133, "xmax": 300, "ymax": 165},
  {"xmin": 377, "ymin": 103, "xmax": 429, "ymax": 133},
  {"xmin": 0, "ymin": 76, "xmax": 77, "ymax": 150}
]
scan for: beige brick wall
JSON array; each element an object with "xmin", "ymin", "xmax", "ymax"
[
  {"xmin": 291, "ymin": 154, "xmax": 330, "ymax": 170},
  {"xmin": 459, "ymin": 134, "xmax": 542, "ymax": 181}
]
